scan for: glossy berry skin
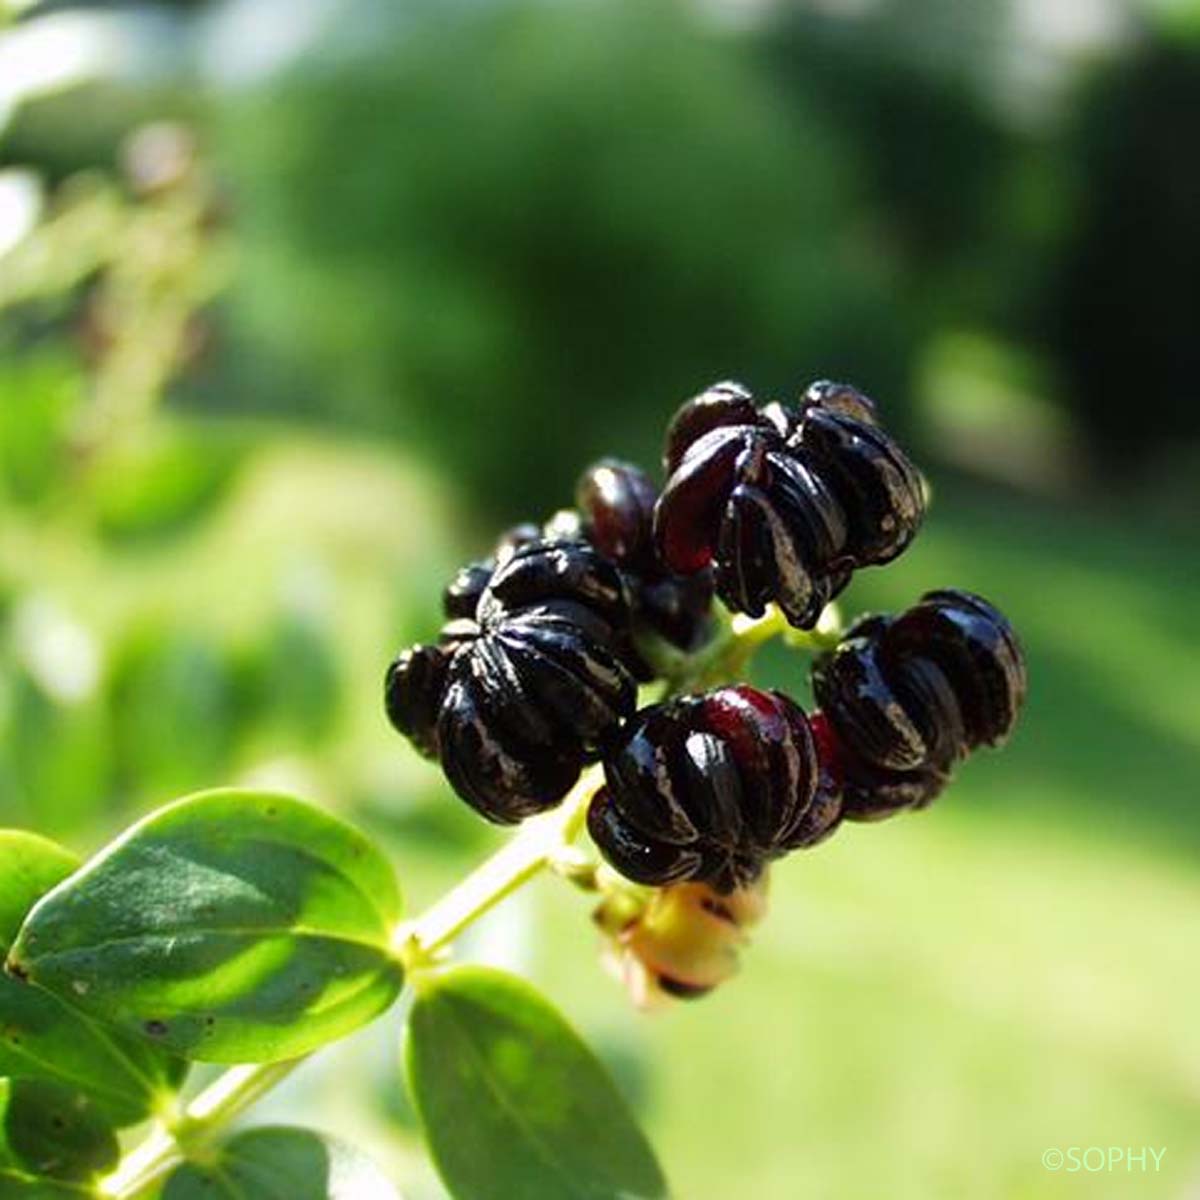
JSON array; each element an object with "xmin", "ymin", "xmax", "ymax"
[
  {"xmin": 386, "ymin": 540, "xmax": 637, "ymax": 824},
  {"xmin": 440, "ymin": 462, "xmax": 713, "ymax": 686},
  {"xmin": 385, "ymin": 643, "xmax": 451, "ymax": 759},
  {"xmin": 440, "ymin": 523, "xmax": 544, "ymax": 622},
  {"xmin": 811, "ymin": 589, "xmax": 1026, "ymax": 820},
  {"xmin": 574, "ymin": 458, "xmax": 714, "ymax": 658},
  {"xmin": 589, "ymin": 686, "xmax": 838, "ymax": 891},
  {"xmin": 655, "ymin": 379, "xmax": 925, "ymax": 629},
  {"xmin": 575, "ymin": 457, "xmax": 659, "ymax": 567}
]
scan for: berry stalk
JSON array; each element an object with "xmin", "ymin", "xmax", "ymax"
[{"xmin": 395, "ymin": 763, "xmax": 602, "ymax": 966}]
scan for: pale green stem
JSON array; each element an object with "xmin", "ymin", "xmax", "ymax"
[
  {"xmin": 100, "ymin": 1060, "xmax": 303, "ymax": 1198},
  {"xmin": 98, "ymin": 599, "xmax": 833, "ymax": 1198},
  {"xmin": 393, "ymin": 764, "xmax": 601, "ymax": 965}
]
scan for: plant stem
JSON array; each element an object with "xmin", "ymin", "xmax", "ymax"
[
  {"xmin": 100, "ymin": 1060, "xmax": 303, "ymax": 1198},
  {"xmin": 394, "ymin": 764, "xmax": 600, "ymax": 964},
  {"xmin": 98, "ymin": 597, "xmax": 829, "ymax": 1197}
]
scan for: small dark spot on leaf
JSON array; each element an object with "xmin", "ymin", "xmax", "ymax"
[{"xmin": 144, "ymin": 1019, "xmax": 170, "ymax": 1037}]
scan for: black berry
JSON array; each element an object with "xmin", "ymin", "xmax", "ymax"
[
  {"xmin": 385, "ymin": 643, "xmax": 451, "ymax": 759},
  {"xmin": 654, "ymin": 379, "xmax": 925, "ymax": 628},
  {"xmin": 590, "ymin": 685, "xmax": 837, "ymax": 891},
  {"xmin": 810, "ymin": 589, "xmax": 1026, "ymax": 820},
  {"xmin": 386, "ymin": 540, "xmax": 637, "ymax": 823}
]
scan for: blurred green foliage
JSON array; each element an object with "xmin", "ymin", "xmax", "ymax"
[
  {"xmin": 214, "ymin": 0, "xmax": 914, "ymax": 517},
  {"xmin": 1043, "ymin": 30, "xmax": 1200, "ymax": 470},
  {"xmin": 0, "ymin": 352, "xmax": 79, "ymax": 505}
]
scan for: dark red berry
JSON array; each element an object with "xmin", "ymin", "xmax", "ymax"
[
  {"xmin": 780, "ymin": 781, "xmax": 844, "ymax": 847},
  {"xmin": 572, "ymin": 459, "xmax": 714, "ymax": 661},
  {"xmin": 781, "ymin": 711, "xmax": 844, "ymax": 848},
  {"xmin": 575, "ymin": 458, "xmax": 658, "ymax": 568},
  {"xmin": 654, "ymin": 379, "xmax": 925, "ymax": 629},
  {"xmin": 441, "ymin": 522, "xmax": 552, "ymax": 623},
  {"xmin": 811, "ymin": 631, "xmax": 931, "ymax": 771},
  {"xmin": 663, "ymin": 381, "xmax": 759, "ymax": 475},
  {"xmin": 591, "ymin": 686, "xmax": 823, "ymax": 891},
  {"xmin": 794, "ymin": 406, "xmax": 924, "ymax": 566},
  {"xmin": 494, "ymin": 522, "xmax": 544, "ymax": 560},
  {"xmin": 386, "ymin": 540, "xmax": 637, "ymax": 824},
  {"xmin": 839, "ymin": 756, "xmax": 949, "ymax": 821}
]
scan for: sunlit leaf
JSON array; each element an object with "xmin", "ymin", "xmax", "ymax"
[
  {"xmin": 406, "ymin": 966, "xmax": 668, "ymax": 1200},
  {"xmin": 0, "ymin": 831, "xmax": 185, "ymax": 1126},
  {"xmin": 8, "ymin": 791, "xmax": 405, "ymax": 1063}
]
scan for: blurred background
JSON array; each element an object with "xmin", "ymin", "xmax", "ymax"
[{"xmin": 1, "ymin": 0, "xmax": 1198, "ymax": 1195}]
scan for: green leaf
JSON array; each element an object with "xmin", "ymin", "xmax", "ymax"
[
  {"xmin": 8, "ymin": 790, "xmax": 405, "ymax": 1064},
  {"xmin": 159, "ymin": 1126, "xmax": 402, "ymax": 1199},
  {"xmin": 406, "ymin": 966, "xmax": 669, "ymax": 1200},
  {"xmin": 0, "ymin": 1078, "xmax": 119, "ymax": 1182},
  {"xmin": 0, "ymin": 831, "xmax": 186, "ymax": 1127}
]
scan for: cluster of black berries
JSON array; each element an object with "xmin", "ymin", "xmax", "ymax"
[
  {"xmin": 386, "ymin": 457, "xmax": 711, "ymax": 822},
  {"xmin": 386, "ymin": 539, "xmax": 638, "ymax": 823},
  {"xmin": 657, "ymin": 380, "xmax": 925, "ymax": 628},
  {"xmin": 386, "ymin": 378, "xmax": 1026, "ymax": 898},
  {"xmin": 595, "ymin": 589, "xmax": 1025, "ymax": 892}
]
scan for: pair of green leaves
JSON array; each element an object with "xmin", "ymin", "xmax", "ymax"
[{"xmin": 3, "ymin": 789, "xmax": 669, "ymax": 1199}]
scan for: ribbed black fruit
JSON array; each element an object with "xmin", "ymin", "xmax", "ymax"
[
  {"xmin": 386, "ymin": 540, "xmax": 637, "ymax": 823},
  {"xmin": 655, "ymin": 379, "xmax": 925, "ymax": 629},
  {"xmin": 589, "ymin": 685, "xmax": 840, "ymax": 891},
  {"xmin": 810, "ymin": 589, "xmax": 1026, "ymax": 820}
]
